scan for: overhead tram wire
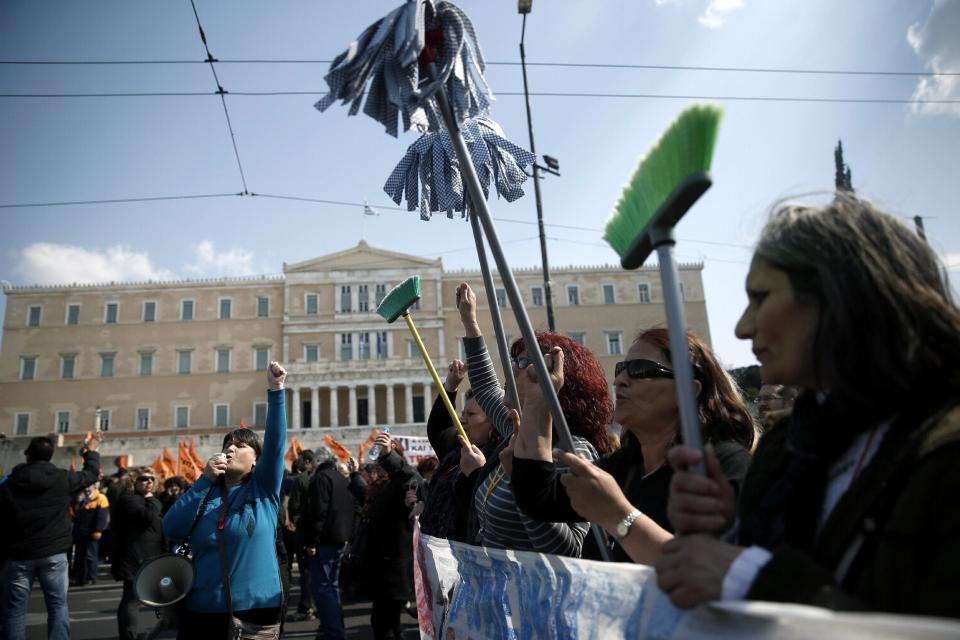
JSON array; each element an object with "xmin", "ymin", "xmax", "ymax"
[
  {"xmin": 188, "ymin": 0, "xmax": 249, "ymax": 195},
  {"xmin": 1, "ymin": 58, "xmax": 957, "ymax": 77},
  {"xmin": 1, "ymin": 90, "xmax": 956, "ymax": 105},
  {"xmin": 0, "ymin": 191, "xmax": 753, "ymax": 250},
  {"xmin": 0, "ymin": 193, "xmax": 242, "ymax": 209}
]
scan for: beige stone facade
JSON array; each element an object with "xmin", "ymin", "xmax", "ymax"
[{"xmin": 0, "ymin": 241, "xmax": 708, "ymax": 468}]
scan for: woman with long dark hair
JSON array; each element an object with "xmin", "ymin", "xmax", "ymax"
[
  {"xmin": 658, "ymin": 195, "xmax": 960, "ymax": 617},
  {"xmin": 511, "ymin": 328, "xmax": 755, "ymax": 563}
]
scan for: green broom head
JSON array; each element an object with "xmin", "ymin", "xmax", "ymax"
[
  {"xmin": 603, "ymin": 104, "xmax": 722, "ymax": 262},
  {"xmin": 376, "ymin": 275, "xmax": 421, "ymax": 323}
]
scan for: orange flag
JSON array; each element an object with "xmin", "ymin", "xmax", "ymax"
[
  {"xmin": 160, "ymin": 448, "xmax": 177, "ymax": 478},
  {"xmin": 358, "ymin": 428, "xmax": 380, "ymax": 465},
  {"xmin": 189, "ymin": 439, "xmax": 205, "ymax": 470},
  {"xmin": 151, "ymin": 456, "xmax": 167, "ymax": 479},
  {"xmin": 239, "ymin": 420, "xmax": 248, "ymax": 430},
  {"xmin": 284, "ymin": 437, "xmax": 306, "ymax": 466},
  {"xmin": 178, "ymin": 442, "xmax": 200, "ymax": 482},
  {"xmin": 323, "ymin": 435, "xmax": 351, "ymax": 463}
]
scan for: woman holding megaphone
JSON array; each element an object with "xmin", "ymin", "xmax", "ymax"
[{"xmin": 163, "ymin": 362, "xmax": 288, "ymax": 638}]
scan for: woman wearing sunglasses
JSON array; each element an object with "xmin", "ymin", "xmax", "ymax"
[{"xmin": 511, "ymin": 327, "xmax": 756, "ymax": 563}]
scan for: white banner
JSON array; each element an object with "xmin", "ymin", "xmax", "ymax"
[
  {"xmin": 413, "ymin": 521, "xmax": 960, "ymax": 640},
  {"xmin": 394, "ymin": 435, "xmax": 436, "ymax": 466}
]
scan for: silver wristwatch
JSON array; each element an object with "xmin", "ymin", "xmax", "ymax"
[{"xmin": 614, "ymin": 509, "xmax": 642, "ymax": 540}]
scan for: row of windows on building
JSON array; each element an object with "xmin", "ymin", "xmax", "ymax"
[
  {"xmin": 11, "ymin": 402, "xmax": 270, "ymax": 436},
  {"xmin": 18, "ymin": 347, "xmax": 273, "ymax": 381},
  {"xmin": 20, "ymin": 281, "xmax": 672, "ymax": 329},
  {"xmin": 17, "ymin": 327, "xmax": 632, "ymax": 381},
  {"xmin": 23, "ymin": 297, "xmax": 271, "ymax": 327},
  {"xmin": 497, "ymin": 282, "xmax": 663, "ymax": 308}
]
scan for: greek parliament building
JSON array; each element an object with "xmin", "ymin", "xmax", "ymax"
[{"xmin": 0, "ymin": 241, "xmax": 709, "ymax": 469}]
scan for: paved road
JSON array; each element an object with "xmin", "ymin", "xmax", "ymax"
[{"xmin": 20, "ymin": 565, "xmax": 419, "ymax": 639}]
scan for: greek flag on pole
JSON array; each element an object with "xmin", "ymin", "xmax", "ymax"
[{"xmin": 413, "ymin": 521, "xmax": 960, "ymax": 640}]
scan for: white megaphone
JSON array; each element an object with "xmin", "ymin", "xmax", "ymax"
[{"xmin": 133, "ymin": 553, "xmax": 195, "ymax": 607}]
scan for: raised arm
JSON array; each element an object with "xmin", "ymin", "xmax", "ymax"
[
  {"xmin": 255, "ymin": 362, "xmax": 288, "ymax": 497},
  {"xmin": 427, "ymin": 359, "xmax": 465, "ymax": 458}
]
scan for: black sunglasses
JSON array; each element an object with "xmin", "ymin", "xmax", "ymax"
[
  {"xmin": 136, "ymin": 475, "xmax": 156, "ymax": 483},
  {"xmin": 614, "ymin": 359, "xmax": 674, "ymax": 380},
  {"xmin": 511, "ymin": 354, "xmax": 551, "ymax": 370}
]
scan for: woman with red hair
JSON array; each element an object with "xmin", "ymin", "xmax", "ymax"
[
  {"xmin": 454, "ymin": 283, "xmax": 611, "ymax": 557},
  {"xmin": 511, "ymin": 328, "xmax": 756, "ymax": 563}
]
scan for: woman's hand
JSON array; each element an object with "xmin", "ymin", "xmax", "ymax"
[
  {"xmin": 557, "ymin": 450, "xmax": 635, "ymax": 532},
  {"xmin": 458, "ymin": 434, "xmax": 486, "ymax": 475},
  {"xmin": 516, "ymin": 347, "xmax": 564, "ymax": 403},
  {"xmin": 445, "ymin": 359, "xmax": 466, "ymax": 392},
  {"xmin": 456, "ymin": 283, "xmax": 481, "ymax": 337},
  {"xmin": 372, "ymin": 433, "xmax": 392, "ymax": 460},
  {"xmin": 347, "ymin": 456, "xmax": 359, "ymax": 474},
  {"xmin": 267, "ymin": 361, "xmax": 287, "ymax": 390},
  {"xmin": 204, "ymin": 453, "xmax": 227, "ymax": 482},
  {"xmin": 655, "ymin": 534, "xmax": 743, "ymax": 608},
  {"xmin": 666, "ymin": 444, "xmax": 736, "ymax": 535}
]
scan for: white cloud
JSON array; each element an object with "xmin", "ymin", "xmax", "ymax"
[
  {"xmin": 698, "ymin": 0, "xmax": 744, "ymax": 28},
  {"xmin": 16, "ymin": 242, "xmax": 176, "ymax": 285},
  {"xmin": 184, "ymin": 241, "xmax": 256, "ymax": 277},
  {"xmin": 907, "ymin": 0, "xmax": 960, "ymax": 117}
]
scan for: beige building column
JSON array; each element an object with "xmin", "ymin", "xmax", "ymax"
[
  {"xmin": 348, "ymin": 385, "xmax": 357, "ymax": 426},
  {"xmin": 291, "ymin": 388, "xmax": 301, "ymax": 430},
  {"xmin": 328, "ymin": 386, "xmax": 338, "ymax": 427},
  {"xmin": 386, "ymin": 384, "xmax": 395, "ymax": 425},
  {"xmin": 311, "ymin": 387, "xmax": 320, "ymax": 430},
  {"xmin": 368, "ymin": 384, "xmax": 377, "ymax": 425},
  {"xmin": 404, "ymin": 383, "xmax": 413, "ymax": 424}
]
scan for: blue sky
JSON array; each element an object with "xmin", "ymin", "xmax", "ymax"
[{"xmin": 2, "ymin": 0, "xmax": 958, "ymax": 367}]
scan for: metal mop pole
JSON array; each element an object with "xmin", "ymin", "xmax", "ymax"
[
  {"xmin": 428, "ymin": 70, "xmax": 611, "ymax": 561},
  {"xmin": 467, "ymin": 203, "xmax": 522, "ymax": 413}
]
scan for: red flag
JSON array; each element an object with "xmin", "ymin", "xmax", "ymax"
[
  {"xmin": 323, "ymin": 435, "xmax": 351, "ymax": 463},
  {"xmin": 239, "ymin": 420, "xmax": 248, "ymax": 430}
]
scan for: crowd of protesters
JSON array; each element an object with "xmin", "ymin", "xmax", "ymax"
[{"xmin": 2, "ymin": 195, "xmax": 958, "ymax": 638}]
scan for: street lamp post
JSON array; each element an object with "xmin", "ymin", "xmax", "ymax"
[{"xmin": 518, "ymin": 0, "xmax": 557, "ymax": 332}]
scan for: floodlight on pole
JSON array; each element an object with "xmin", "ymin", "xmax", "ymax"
[{"xmin": 519, "ymin": 5, "xmax": 557, "ymax": 332}]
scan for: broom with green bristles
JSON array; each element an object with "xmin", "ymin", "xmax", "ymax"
[
  {"xmin": 376, "ymin": 275, "xmax": 470, "ymax": 446},
  {"xmin": 603, "ymin": 104, "xmax": 723, "ymax": 475}
]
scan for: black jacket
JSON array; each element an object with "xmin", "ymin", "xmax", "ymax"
[
  {"xmin": 0, "ymin": 450, "xmax": 101, "ymax": 560},
  {"xmin": 110, "ymin": 492, "xmax": 165, "ymax": 581},
  {"xmin": 298, "ymin": 461, "xmax": 356, "ymax": 547},
  {"xmin": 512, "ymin": 437, "xmax": 752, "ymax": 561},
  {"xmin": 361, "ymin": 450, "xmax": 423, "ymax": 601}
]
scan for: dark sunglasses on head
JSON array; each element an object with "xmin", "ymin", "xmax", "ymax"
[
  {"xmin": 511, "ymin": 354, "xmax": 551, "ymax": 370},
  {"xmin": 614, "ymin": 359, "xmax": 674, "ymax": 380},
  {"xmin": 136, "ymin": 476, "xmax": 156, "ymax": 483}
]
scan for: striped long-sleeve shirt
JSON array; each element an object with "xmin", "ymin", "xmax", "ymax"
[{"xmin": 463, "ymin": 335, "xmax": 597, "ymax": 556}]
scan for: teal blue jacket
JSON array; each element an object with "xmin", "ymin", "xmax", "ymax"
[{"xmin": 163, "ymin": 388, "xmax": 286, "ymax": 612}]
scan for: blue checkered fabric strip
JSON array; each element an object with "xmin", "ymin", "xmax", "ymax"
[
  {"xmin": 315, "ymin": 0, "xmax": 493, "ymax": 137},
  {"xmin": 382, "ymin": 116, "xmax": 536, "ymax": 218}
]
